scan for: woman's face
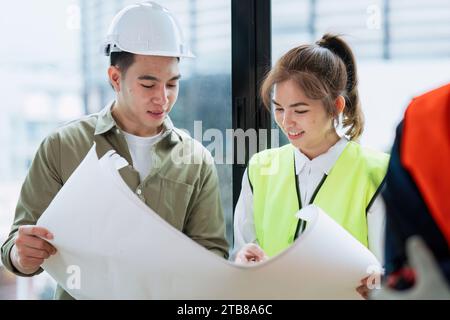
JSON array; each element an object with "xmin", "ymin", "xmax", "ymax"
[{"xmin": 273, "ymin": 79, "xmax": 337, "ymax": 158}]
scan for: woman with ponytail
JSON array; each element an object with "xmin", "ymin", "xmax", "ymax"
[{"xmin": 232, "ymin": 34, "xmax": 389, "ymax": 299}]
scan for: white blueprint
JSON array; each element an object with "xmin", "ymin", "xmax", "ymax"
[{"xmin": 37, "ymin": 144, "xmax": 381, "ymax": 299}]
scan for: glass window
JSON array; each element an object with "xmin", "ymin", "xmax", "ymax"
[
  {"xmin": 272, "ymin": 0, "xmax": 450, "ymax": 151},
  {"xmin": 0, "ymin": 0, "xmax": 82, "ymax": 299}
]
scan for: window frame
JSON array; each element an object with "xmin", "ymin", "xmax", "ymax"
[{"xmin": 231, "ymin": 0, "xmax": 272, "ymax": 212}]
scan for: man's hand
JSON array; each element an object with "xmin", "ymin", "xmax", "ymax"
[
  {"xmin": 11, "ymin": 225, "xmax": 57, "ymax": 275},
  {"xmin": 235, "ymin": 243, "xmax": 268, "ymax": 265},
  {"xmin": 371, "ymin": 236, "xmax": 450, "ymax": 300}
]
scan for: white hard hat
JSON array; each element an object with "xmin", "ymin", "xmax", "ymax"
[{"xmin": 103, "ymin": 1, "xmax": 194, "ymax": 58}]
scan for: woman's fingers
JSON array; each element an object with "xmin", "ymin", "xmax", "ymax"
[{"xmin": 235, "ymin": 243, "xmax": 268, "ymax": 264}]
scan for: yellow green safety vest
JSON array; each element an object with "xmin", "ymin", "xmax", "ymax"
[{"xmin": 248, "ymin": 141, "xmax": 389, "ymax": 257}]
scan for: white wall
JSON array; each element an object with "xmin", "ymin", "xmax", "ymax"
[{"xmin": 359, "ymin": 60, "xmax": 450, "ymax": 152}]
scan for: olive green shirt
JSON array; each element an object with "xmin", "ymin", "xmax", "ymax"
[{"xmin": 1, "ymin": 103, "xmax": 229, "ymax": 300}]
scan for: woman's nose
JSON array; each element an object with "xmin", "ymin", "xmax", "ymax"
[{"xmin": 282, "ymin": 111, "xmax": 295, "ymax": 127}]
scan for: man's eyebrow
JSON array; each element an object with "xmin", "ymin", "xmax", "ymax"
[
  {"xmin": 138, "ymin": 74, "xmax": 182, "ymax": 81},
  {"xmin": 170, "ymin": 75, "xmax": 181, "ymax": 81},
  {"xmin": 138, "ymin": 75, "xmax": 158, "ymax": 81},
  {"xmin": 272, "ymin": 99, "xmax": 309, "ymax": 107}
]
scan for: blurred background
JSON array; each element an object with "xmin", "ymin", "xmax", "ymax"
[{"xmin": 0, "ymin": 0, "xmax": 449, "ymax": 299}]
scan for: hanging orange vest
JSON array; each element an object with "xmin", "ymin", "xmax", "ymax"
[{"xmin": 401, "ymin": 83, "xmax": 450, "ymax": 245}]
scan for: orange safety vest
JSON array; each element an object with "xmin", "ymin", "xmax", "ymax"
[{"xmin": 401, "ymin": 83, "xmax": 450, "ymax": 245}]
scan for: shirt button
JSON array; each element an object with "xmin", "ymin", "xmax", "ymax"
[{"xmin": 136, "ymin": 189, "xmax": 142, "ymax": 195}]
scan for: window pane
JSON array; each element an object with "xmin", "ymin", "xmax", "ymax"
[
  {"xmin": 272, "ymin": 0, "xmax": 450, "ymax": 151},
  {"xmin": 0, "ymin": 0, "xmax": 82, "ymax": 299}
]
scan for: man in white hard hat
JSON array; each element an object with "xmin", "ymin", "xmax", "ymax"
[{"xmin": 1, "ymin": 1, "xmax": 229, "ymax": 300}]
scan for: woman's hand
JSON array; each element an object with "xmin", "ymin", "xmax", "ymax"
[{"xmin": 235, "ymin": 243, "xmax": 268, "ymax": 265}]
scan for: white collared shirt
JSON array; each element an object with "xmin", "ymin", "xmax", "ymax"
[{"xmin": 232, "ymin": 137, "xmax": 386, "ymax": 263}]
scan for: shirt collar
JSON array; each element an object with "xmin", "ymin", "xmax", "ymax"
[
  {"xmin": 294, "ymin": 137, "xmax": 349, "ymax": 175},
  {"xmin": 94, "ymin": 101, "xmax": 175, "ymax": 137},
  {"xmin": 94, "ymin": 101, "xmax": 116, "ymax": 135}
]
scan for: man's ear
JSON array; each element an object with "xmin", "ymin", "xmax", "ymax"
[
  {"xmin": 335, "ymin": 96, "xmax": 345, "ymax": 114},
  {"xmin": 108, "ymin": 66, "xmax": 121, "ymax": 92}
]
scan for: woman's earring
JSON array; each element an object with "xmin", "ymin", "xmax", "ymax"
[
  {"xmin": 334, "ymin": 116, "xmax": 340, "ymax": 128},
  {"xmin": 334, "ymin": 114, "xmax": 345, "ymax": 137}
]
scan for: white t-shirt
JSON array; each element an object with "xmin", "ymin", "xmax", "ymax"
[{"xmin": 123, "ymin": 131, "xmax": 163, "ymax": 181}]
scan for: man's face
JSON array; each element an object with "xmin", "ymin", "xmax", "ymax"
[{"xmin": 110, "ymin": 54, "xmax": 180, "ymax": 136}]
